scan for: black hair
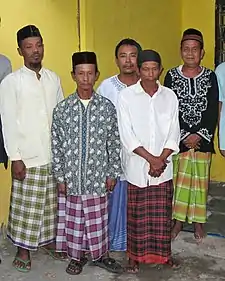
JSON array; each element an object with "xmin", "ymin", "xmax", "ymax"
[{"xmin": 115, "ymin": 38, "xmax": 142, "ymax": 58}]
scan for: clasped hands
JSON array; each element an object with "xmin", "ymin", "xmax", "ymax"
[
  {"xmin": 148, "ymin": 156, "xmax": 169, "ymax": 178},
  {"xmin": 183, "ymin": 134, "xmax": 201, "ymax": 150}
]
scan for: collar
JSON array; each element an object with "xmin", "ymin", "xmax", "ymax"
[
  {"xmin": 135, "ymin": 80, "xmax": 162, "ymax": 97},
  {"xmin": 22, "ymin": 65, "xmax": 44, "ymax": 76}
]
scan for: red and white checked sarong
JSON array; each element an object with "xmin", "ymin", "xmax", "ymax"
[{"xmin": 56, "ymin": 193, "xmax": 109, "ymax": 261}]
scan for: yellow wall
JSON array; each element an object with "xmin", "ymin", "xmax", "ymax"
[
  {"xmin": 181, "ymin": 0, "xmax": 225, "ymax": 181},
  {"xmin": 0, "ymin": 0, "xmax": 79, "ymax": 224},
  {"xmin": 82, "ymin": 0, "xmax": 182, "ymax": 86}
]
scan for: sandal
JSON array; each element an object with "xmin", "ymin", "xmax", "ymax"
[
  {"xmin": 93, "ymin": 257, "xmax": 123, "ymax": 274},
  {"xmin": 40, "ymin": 247, "xmax": 68, "ymax": 261},
  {"xmin": 12, "ymin": 256, "xmax": 31, "ymax": 273},
  {"xmin": 66, "ymin": 257, "xmax": 88, "ymax": 275}
]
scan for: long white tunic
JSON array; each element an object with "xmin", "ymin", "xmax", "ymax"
[
  {"xmin": 0, "ymin": 66, "xmax": 64, "ymax": 168},
  {"xmin": 117, "ymin": 81, "xmax": 180, "ymax": 187}
]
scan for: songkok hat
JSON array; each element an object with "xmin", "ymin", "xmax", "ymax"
[
  {"xmin": 17, "ymin": 25, "xmax": 42, "ymax": 47},
  {"xmin": 181, "ymin": 28, "xmax": 204, "ymax": 47},
  {"xmin": 138, "ymin": 49, "xmax": 161, "ymax": 68},
  {"xmin": 72, "ymin": 51, "xmax": 98, "ymax": 71}
]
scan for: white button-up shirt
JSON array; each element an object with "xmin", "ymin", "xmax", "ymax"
[
  {"xmin": 0, "ymin": 66, "xmax": 64, "ymax": 168},
  {"xmin": 117, "ymin": 81, "xmax": 180, "ymax": 187}
]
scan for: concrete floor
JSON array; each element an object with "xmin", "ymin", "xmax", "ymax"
[{"xmin": 1, "ymin": 182, "xmax": 225, "ymax": 281}]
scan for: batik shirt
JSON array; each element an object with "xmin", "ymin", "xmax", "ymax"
[
  {"xmin": 51, "ymin": 92, "xmax": 121, "ymax": 196},
  {"xmin": 164, "ymin": 66, "xmax": 219, "ymax": 153}
]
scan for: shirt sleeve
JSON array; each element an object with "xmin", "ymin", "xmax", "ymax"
[
  {"xmin": 56, "ymin": 76, "xmax": 64, "ymax": 103},
  {"xmin": 51, "ymin": 106, "xmax": 65, "ymax": 183},
  {"xmin": 215, "ymin": 65, "xmax": 225, "ymax": 102},
  {"xmin": 106, "ymin": 103, "xmax": 122, "ymax": 178},
  {"xmin": 197, "ymin": 72, "xmax": 219, "ymax": 142},
  {"xmin": 0, "ymin": 76, "xmax": 21, "ymax": 161},
  {"xmin": 164, "ymin": 70, "xmax": 190, "ymax": 142},
  {"xmin": 117, "ymin": 92, "xmax": 142, "ymax": 153},
  {"xmin": 164, "ymin": 97, "xmax": 180, "ymax": 154}
]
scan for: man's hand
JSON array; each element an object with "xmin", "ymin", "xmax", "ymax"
[
  {"xmin": 11, "ymin": 160, "xmax": 26, "ymax": 181},
  {"xmin": 183, "ymin": 134, "xmax": 201, "ymax": 149},
  {"xmin": 148, "ymin": 156, "xmax": 169, "ymax": 178},
  {"xmin": 106, "ymin": 177, "xmax": 117, "ymax": 192},
  {"xmin": 57, "ymin": 183, "xmax": 67, "ymax": 195}
]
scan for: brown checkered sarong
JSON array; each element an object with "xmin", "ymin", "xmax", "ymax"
[{"xmin": 127, "ymin": 180, "xmax": 173, "ymax": 264}]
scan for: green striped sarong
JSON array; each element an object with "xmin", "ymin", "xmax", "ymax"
[
  {"xmin": 7, "ymin": 164, "xmax": 57, "ymax": 250},
  {"xmin": 172, "ymin": 150, "xmax": 211, "ymax": 224}
]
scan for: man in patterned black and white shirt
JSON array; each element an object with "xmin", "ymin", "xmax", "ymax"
[
  {"xmin": 164, "ymin": 28, "xmax": 219, "ymax": 242},
  {"xmin": 51, "ymin": 51, "xmax": 123, "ymax": 275}
]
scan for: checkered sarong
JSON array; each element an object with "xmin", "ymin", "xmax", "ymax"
[
  {"xmin": 56, "ymin": 194, "xmax": 109, "ymax": 261},
  {"xmin": 7, "ymin": 164, "xmax": 57, "ymax": 250},
  {"xmin": 173, "ymin": 150, "xmax": 211, "ymax": 223},
  {"xmin": 127, "ymin": 181, "xmax": 173, "ymax": 264}
]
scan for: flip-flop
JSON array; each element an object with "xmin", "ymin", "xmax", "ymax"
[
  {"xmin": 92, "ymin": 257, "xmax": 123, "ymax": 274},
  {"xmin": 40, "ymin": 247, "xmax": 68, "ymax": 261},
  {"xmin": 12, "ymin": 256, "xmax": 31, "ymax": 273}
]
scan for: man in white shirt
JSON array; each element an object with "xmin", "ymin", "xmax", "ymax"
[
  {"xmin": 0, "ymin": 54, "xmax": 12, "ymax": 264},
  {"xmin": 215, "ymin": 62, "xmax": 225, "ymax": 157},
  {"xmin": 97, "ymin": 38, "xmax": 142, "ymax": 252},
  {"xmin": 0, "ymin": 25, "xmax": 65, "ymax": 272},
  {"xmin": 0, "ymin": 54, "xmax": 12, "ymax": 169},
  {"xmin": 117, "ymin": 50, "xmax": 180, "ymax": 273}
]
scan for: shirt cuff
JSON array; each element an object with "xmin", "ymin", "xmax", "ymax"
[
  {"xmin": 164, "ymin": 140, "xmax": 179, "ymax": 154},
  {"xmin": 197, "ymin": 128, "xmax": 212, "ymax": 143},
  {"xmin": 129, "ymin": 140, "xmax": 142, "ymax": 153},
  {"xmin": 9, "ymin": 155, "xmax": 22, "ymax": 161}
]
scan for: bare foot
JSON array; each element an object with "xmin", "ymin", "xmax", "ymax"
[
  {"xmin": 125, "ymin": 259, "xmax": 139, "ymax": 274},
  {"xmin": 194, "ymin": 223, "xmax": 204, "ymax": 243},
  {"xmin": 171, "ymin": 220, "xmax": 183, "ymax": 240}
]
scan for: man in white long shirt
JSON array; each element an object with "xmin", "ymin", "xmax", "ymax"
[
  {"xmin": 0, "ymin": 54, "xmax": 12, "ymax": 169},
  {"xmin": 117, "ymin": 50, "xmax": 180, "ymax": 273},
  {"xmin": 0, "ymin": 25, "xmax": 65, "ymax": 272},
  {"xmin": 97, "ymin": 38, "xmax": 142, "ymax": 251}
]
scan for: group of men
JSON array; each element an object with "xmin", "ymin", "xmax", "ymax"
[{"xmin": 0, "ymin": 24, "xmax": 223, "ymax": 275}]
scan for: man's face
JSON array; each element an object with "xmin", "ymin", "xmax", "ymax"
[
  {"xmin": 71, "ymin": 64, "xmax": 99, "ymax": 91},
  {"xmin": 116, "ymin": 44, "xmax": 138, "ymax": 74},
  {"xmin": 139, "ymin": 61, "xmax": 162, "ymax": 82},
  {"xmin": 18, "ymin": 37, "xmax": 44, "ymax": 66},
  {"xmin": 181, "ymin": 40, "xmax": 204, "ymax": 67}
]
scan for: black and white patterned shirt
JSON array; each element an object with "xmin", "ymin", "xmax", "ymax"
[
  {"xmin": 51, "ymin": 92, "xmax": 122, "ymax": 196},
  {"xmin": 164, "ymin": 66, "xmax": 219, "ymax": 153}
]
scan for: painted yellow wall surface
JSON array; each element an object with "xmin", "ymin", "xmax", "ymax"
[
  {"xmin": 82, "ymin": 0, "xmax": 182, "ymax": 86},
  {"xmin": 0, "ymin": 0, "xmax": 79, "ymax": 224},
  {"xmin": 181, "ymin": 0, "xmax": 225, "ymax": 181},
  {"xmin": 0, "ymin": 0, "xmax": 224, "ymax": 224}
]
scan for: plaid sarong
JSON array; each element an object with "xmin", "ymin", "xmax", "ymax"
[
  {"xmin": 7, "ymin": 164, "xmax": 57, "ymax": 250},
  {"xmin": 56, "ymin": 194, "xmax": 109, "ymax": 261},
  {"xmin": 127, "ymin": 181, "xmax": 173, "ymax": 264},
  {"xmin": 173, "ymin": 150, "xmax": 211, "ymax": 224}
]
